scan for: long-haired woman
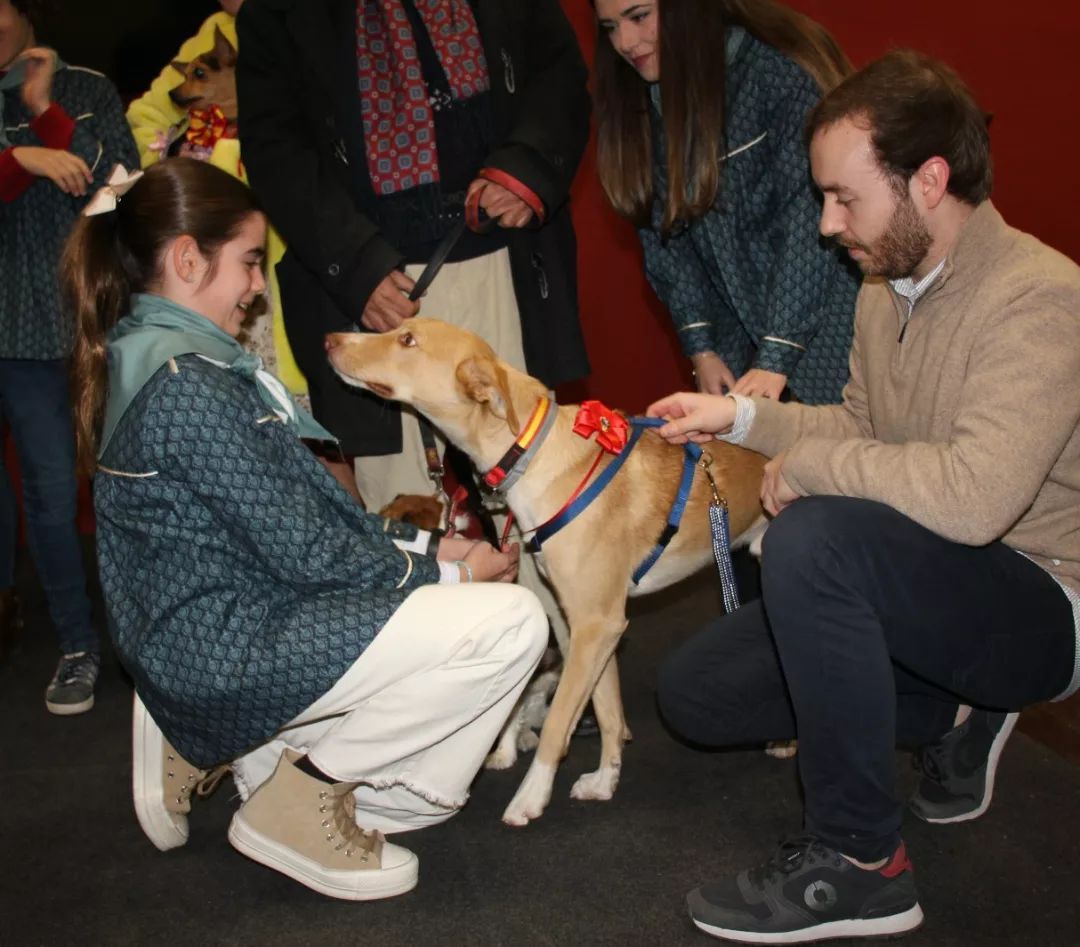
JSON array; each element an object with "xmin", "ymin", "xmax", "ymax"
[{"xmin": 593, "ymin": 0, "xmax": 859, "ymax": 404}]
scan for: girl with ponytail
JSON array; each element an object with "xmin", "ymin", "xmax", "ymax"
[{"xmin": 62, "ymin": 157, "xmax": 547, "ymax": 901}]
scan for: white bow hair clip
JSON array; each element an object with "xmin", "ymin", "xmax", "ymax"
[{"xmin": 82, "ymin": 165, "xmax": 145, "ymax": 217}]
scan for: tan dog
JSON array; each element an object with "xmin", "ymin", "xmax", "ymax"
[
  {"xmin": 326, "ymin": 319, "xmax": 767, "ymax": 825},
  {"xmin": 169, "ymin": 26, "xmax": 239, "ymax": 128}
]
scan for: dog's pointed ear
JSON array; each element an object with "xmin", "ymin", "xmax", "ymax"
[
  {"xmin": 212, "ymin": 25, "xmax": 237, "ymax": 66},
  {"xmin": 170, "ymin": 59, "xmax": 189, "ymax": 76},
  {"xmin": 456, "ymin": 356, "xmax": 521, "ymax": 434}
]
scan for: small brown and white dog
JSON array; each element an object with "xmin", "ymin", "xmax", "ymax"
[{"xmin": 327, "ymin": 319, "xmax": 768, "ymax": 825}]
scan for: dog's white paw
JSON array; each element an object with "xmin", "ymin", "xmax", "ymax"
[
  {"xmin": 485, "ymin": 744, "xmax": 518, "ymax": 771},
  {"xmin": 501, "ymin": 761, "xmax": 554, "ymax": 826},
  {"xmin": 515, "ymin": 729, "xmax": 540, "ymax": 753},
  {"xmin": 765, "ymin": 739, "xmax": 798, "ymax": 759},
  {"xmin": 569, "ymin": 766, "xmax": 619, "ymax": 801}
]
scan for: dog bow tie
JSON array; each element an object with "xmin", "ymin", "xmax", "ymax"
[
  {"xmin": 82, "ymin": 165, "xmax": 144, "ymax": 217},
  {"xmin": 573, "ymin": 400, "xmax": 630, "ymax": 455}
]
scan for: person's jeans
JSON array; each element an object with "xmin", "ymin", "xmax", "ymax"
[
  {"xmin": 658, "ymin": 497, "xmax": 1075, "ymax": 863},
  {"xmin": 0, "ymin": 358, "xmax": 97, "ymax": 655}
]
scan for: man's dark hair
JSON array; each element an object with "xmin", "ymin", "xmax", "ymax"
[{"xmin": 806, "ymin": 49, "xmax": 993, "ymax": 205}]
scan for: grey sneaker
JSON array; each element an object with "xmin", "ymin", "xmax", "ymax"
[
  {"xmin": 909, "ymin": 710, "xmax": 1019, "ymax": 824},
  {"xmin": 686, "ymin": 835, "xmax": 923, "ymax": 943},
  {"xmin": 45, "ymin": 651, "xmax": 100, "ymax": 715}
]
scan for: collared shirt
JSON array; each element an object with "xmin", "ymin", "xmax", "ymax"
[{"xmin": 890, "ymin": 258, "xmax": 947, "ymax": 322}]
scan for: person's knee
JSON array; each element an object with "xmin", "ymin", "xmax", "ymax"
[{"xmin": 761, "ymin": 496, "xmax": 893, "ymax": 584}]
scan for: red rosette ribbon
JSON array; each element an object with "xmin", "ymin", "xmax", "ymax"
[
  {"xmin": 186, "ymin": 105, "xmax": 232, "ymax": 148},
  {"xmin": 572, "ymin": 400, "xmax": 629, "ymax": 455}
]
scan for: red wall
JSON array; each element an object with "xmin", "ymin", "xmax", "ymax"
[{"xmin": 559, "ymin": 1, "xmax": 1080, "ymax": 410}]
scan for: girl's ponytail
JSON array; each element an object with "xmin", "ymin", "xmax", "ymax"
[{"xmin": 61, "ymin": 213, "xmax": 130, "ymax": 477}]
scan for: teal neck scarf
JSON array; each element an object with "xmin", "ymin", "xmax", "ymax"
[
  {"xmin": 1, "ymin": 51, "xmax": 68, "ymax": 149},
  {"xmin": 100, "ymin": 293, "xmax": 335, "ymax": 457}
]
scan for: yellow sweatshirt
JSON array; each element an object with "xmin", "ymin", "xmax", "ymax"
[{"xmin": 125, "ymin": 12, "xmax": 306, "ymax": 395}]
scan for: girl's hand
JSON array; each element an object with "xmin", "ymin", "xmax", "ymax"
[
  {"xmin": 690, "ymin": 351, "xmax": 736, "ymax": 394},
  {"xmin": 463, "ymin": 541, "xmax": 520, "ymax": 583},
  {"xmin": 646, "ymin": 391, "xmax": 737, "ymax": 444},
  {"xmin": 436, "ymin": 536, "xmax": 478, "ymax": 562},
  {"xmin": 18, "ymin": 47, "xmax": 57, "ymax": 116},
  {"xmin": 11, "ymin": 146, "xmax": 92, "ymax": 195},
  {"xmin": 733, "ymin": 368, "xmax": 787, "ymax": 400}
]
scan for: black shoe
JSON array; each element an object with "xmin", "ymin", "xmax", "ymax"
[
  {"xmin": 686, "ymin": 835, "xmax": 923, "ymax": 944},
  {"xmin": 909, "ymin": 709, "xmax": 1018, "ymax": 824}
]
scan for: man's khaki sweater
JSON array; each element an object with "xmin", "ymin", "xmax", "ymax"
[{"xmin": 745, "ymin": 202, "xmax": 1080, "ymax": 607}]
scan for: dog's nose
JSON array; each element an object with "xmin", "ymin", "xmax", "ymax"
[{"xmin": 324, "ymin": 333, "xmax": 342, "ymax": 352}]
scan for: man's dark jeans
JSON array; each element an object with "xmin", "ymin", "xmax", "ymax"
[
  {"xmin": 0, "ymin": 359, "xmax": 97, "ymax": 655},
  {"xmin": 658, "ymin": 497, "xmax": 1075, "ymax": 862}
]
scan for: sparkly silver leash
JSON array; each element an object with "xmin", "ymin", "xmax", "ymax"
[{"xmin": 699, "ymin": 455, "xmax": 740, "ymax": 613}]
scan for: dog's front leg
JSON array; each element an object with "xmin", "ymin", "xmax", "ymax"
[
  {"xmin": 502, "ymin": 617, "xmax": 626, "ymax": 826},
  {"xmin": 569, "ymin": 652, "xmax": 630, "ymax": 801}
]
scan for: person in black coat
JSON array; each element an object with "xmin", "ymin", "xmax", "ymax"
[{"xmin": 236, "ymin": 0, "xmax": 590, "ymax": 458}]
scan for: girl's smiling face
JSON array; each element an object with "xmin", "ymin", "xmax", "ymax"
[
  {"xmin": 595, "ymin": 0, "xmax": 660, "ymax": 82},
  {"xmin": 189, "ymin": 212, "xmax": 267, "ymax": 337}
]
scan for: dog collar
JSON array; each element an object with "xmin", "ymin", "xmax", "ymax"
[{"xmin": 483, "ymin": 396, "xmax": 557, "ymax": 492}]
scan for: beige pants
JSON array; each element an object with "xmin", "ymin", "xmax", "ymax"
[
  {"xmin": 354, "ymin": 248, "xmax": 570, "ymax": 647},
  {"xmin": 232, "ymin": 583, "xmax": 547, "ymax": 833}
]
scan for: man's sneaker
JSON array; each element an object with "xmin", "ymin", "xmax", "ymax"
[
  {"xmin": 132, "ymin": 692, "xmax": 211, "ymax": 851},
  {"xmin": 686, "ymin": 835, "xmax": 923, "ymax": 944},
  {"xmin": 228, "ymin": 748, "xmax": 418, "ymax": 900},
  {"xmin": 910, "ymin": 709, "xmax": 1019, "ymax": 824},
  {"xmin": 44, "ymin": 651, "xmax": 100, "ymax": 715}
]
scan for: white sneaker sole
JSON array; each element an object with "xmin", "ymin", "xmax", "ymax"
[
  {"xmin": 45, "ymin": 694, "xmax": 94, "ymax": 715},
  {"xmin": 228, "ymin": 813, "xmax": 419, "ymax": 901},
  {"xmin": 691, "ymin": 903, "xmax": 924, "ymax": 944},
  {"xmin": 132, "ymin": 693, "xmax": 188, "ymax": 851},
  {"xmin": 922, "ymin": 711, "xmax": 1019, "ymax": 825}
]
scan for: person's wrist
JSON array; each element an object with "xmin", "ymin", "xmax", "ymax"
[{"xmin": 456, "ymin": 560, "xmax": 473, "ymax": 583}]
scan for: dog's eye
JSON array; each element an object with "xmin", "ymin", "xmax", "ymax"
[
  {"xmin": 194, "ymin": 67, "xmax": 207, "ymax": 79},
  {"xmin": 398, "ymin": 331, "xmax": 417, "ymax": 348}
]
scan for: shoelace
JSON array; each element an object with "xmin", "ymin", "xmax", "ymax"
[
  {"xmin": 56, "ymin": 654, "xmax": 98, "ymax": 686},
  {"xmin": 319, "ymin": 786, "xmax": 382, "ymax": 861},
  {"xmin": 748, "ymin": 835, "xmax": 839, "ymax": 886}
]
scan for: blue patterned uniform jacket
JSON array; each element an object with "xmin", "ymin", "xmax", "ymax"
[
  {"xmin": 639, "ymin": 29, "xmax": 859, "ymax": 405},
  {"xmin": 1, "ymin": 66, "xmax": 137, "ymax": 358},
  {"xmin": 95, "ymin": 356, "xmax": 440, "ymax": 767}
]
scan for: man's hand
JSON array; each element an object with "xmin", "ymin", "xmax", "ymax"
[
  {"xmin": 436, "ymin": 536, "xmax": 478, "ymax": 562},
  {"xmin": 733, "ymin": 368, "xmax": 787, "ymax": 400},
  {"xmin": 11, "ymin": 147, "xmax": 92, "ymax": 195},
  {"xmin": 690, "ymin": 351, "xmax": 737, "ymax": 395},
  {"xmin": 467, "ymin": 178, "xmax": 534, "ymax": 229},
  {"xmin": 761, "ymin": 451, "xmax": 800, "ymax": 516},
  {"xmin": 18, "ymin": 47, "xmax": 57, "ymax": 117},
  {"xmin": 361, "ymin": 270, "xmax": 419, "ymax": 332},
  {"xmin": 646, "ymin": 391, "xmax": 737, "ymax": 444}
]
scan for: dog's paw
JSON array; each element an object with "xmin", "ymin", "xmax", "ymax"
[
  {"xmin": 515, "ymin": 729, "xmax": 540, "ymax": 753},
  {"xmin": 501, "ymin": 761, "xmax": 554, "ymax": 826},
  {"xmin": 569, "ymin": 766, "xmax": 619, "ymax": 801},
  {"xmin": 484, "ymin": 744, "xmax": 518, "ymax": 771},
  {"xmin": 765, "ymin": 739, "xmax": 798, "ymax": 759}
]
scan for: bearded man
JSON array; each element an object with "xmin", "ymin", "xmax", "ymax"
[{"xmin": 646, "ymin": 49, "xmax": 1080, "ymax": 945}]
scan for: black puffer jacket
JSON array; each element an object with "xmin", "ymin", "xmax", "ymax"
[{"xmin": 238, "ymin": 0, "xmax": 591, "ymax": 454}]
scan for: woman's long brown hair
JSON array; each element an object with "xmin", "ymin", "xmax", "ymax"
[
  {"xmin": 61, "ymin": 158, "xmax": 261, "ymax": 476},
  {"xmin": 594, "ymin": 0, "xmax": 851, "ymax": 235}
]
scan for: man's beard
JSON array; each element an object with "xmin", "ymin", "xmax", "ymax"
[{"xmin": 849, "ymin": 193, "xmax": 932, "ymax": 279}]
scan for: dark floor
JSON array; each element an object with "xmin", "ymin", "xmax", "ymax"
[{"xmin": 2, "ymin": 548, "xmax": 1079, "ymax": 946}]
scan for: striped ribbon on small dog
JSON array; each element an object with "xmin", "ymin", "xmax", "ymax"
[{"xmin": 709, "ymin": 501, "xmax": 740, "ymax": 614}]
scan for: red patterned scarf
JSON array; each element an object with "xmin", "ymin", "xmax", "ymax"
[{"xmin": 356, "ymin": 0, "xmax": 489, "ymax": 195}]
